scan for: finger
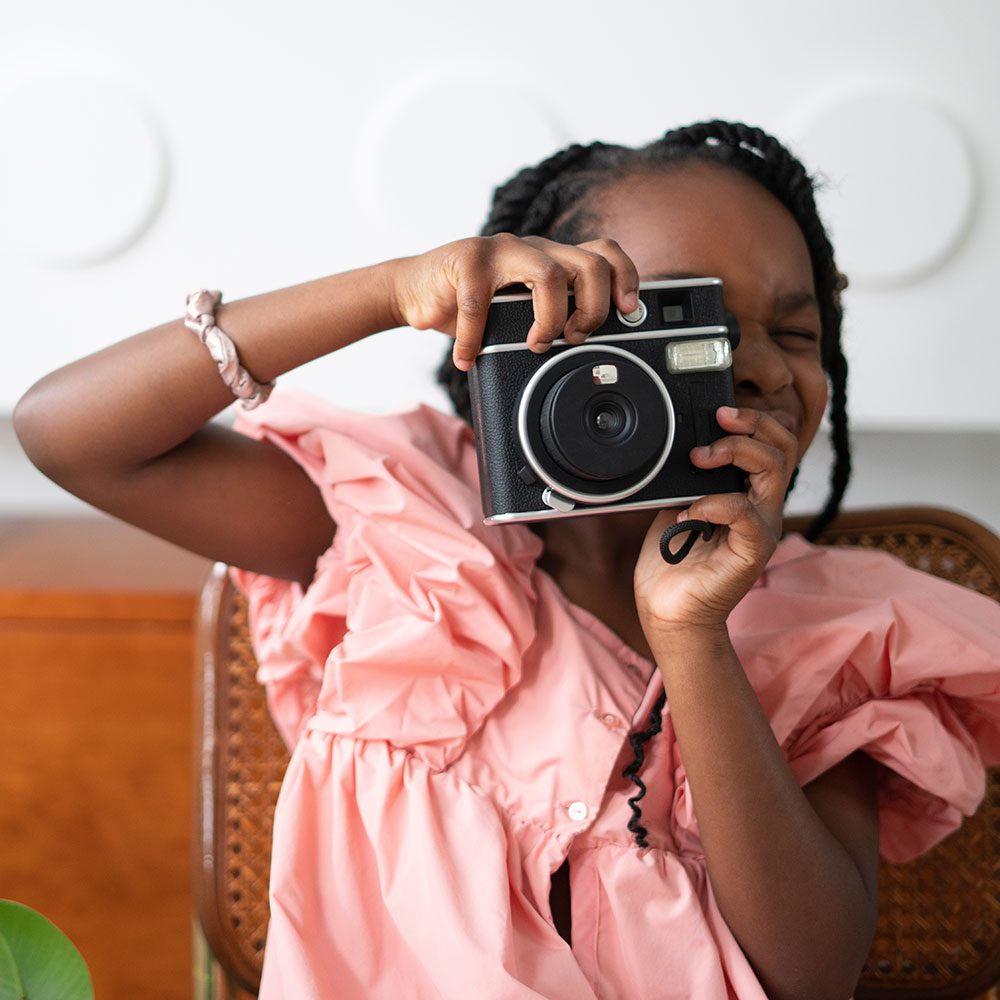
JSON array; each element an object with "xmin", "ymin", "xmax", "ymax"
[
  {"xmin": 453, "ymin": 234, "xmax": 571, "ymax": 368},
  {"xmin": 522, "ymin": 235, "xmax": 641, "ymax": 344},
  {"xmin": 574, "ymin": 237, "xmax": 642, "ymax": 318},
  {"xmin": 676, "ymin": 492, "xmax": 776, "ymax": 561},
  {"xmin": 703, "ymin": 407, "xmax": 796, "ymax": 486},
  {"xmin": 452, "ymin": 271, "xmax": 493, "ymax": 372},
  {"xmin": 493, "ymin": 236, "xmax": 568, "ymax": 354},
  {"xmin": 690, "ymin": 435, "xmax": 789, "ymax": 515},
  {"xmin": 559, "ymin": 248, "xmax": 612, "ymax": 343},
  {"xmin": 715, "ymin": 406, "xmax": 798, "ymax": 462},
  {"xmin": 690, "ymin": 434, "xmax": 788, "ymax": 481}
]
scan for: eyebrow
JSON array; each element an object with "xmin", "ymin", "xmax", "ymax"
[
  {"xmin": 773, "ymin": 291, "xmax": 820, "ymax": 316},
  {"xmin": 644, "ymin": 271, "xmax": 819, "ymax": 316}
]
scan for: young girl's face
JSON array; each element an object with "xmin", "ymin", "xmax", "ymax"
[{"xmin": 589, "ymin": 161, "xmax": 830, "ymax": 465}]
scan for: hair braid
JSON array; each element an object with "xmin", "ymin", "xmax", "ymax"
[
  {"xmin": 436, "ymin": 140, "xmax": 614, "ymax": 422},
  {"xmin": 810, "ymin": 350, "xmax": 851, "ymax": 537},
  {"xmin": 654, "ymin": 119, "xmax": 852, "ymax": 542},
  {"xmin": 433, "ymin": 119, "xmax": 853, "ymax": 848},
  {"xmin": 480, "ymin": 142, "xmax": 607, "ymax": 237}
]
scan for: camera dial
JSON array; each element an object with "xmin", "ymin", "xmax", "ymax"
[{"xmin": 616, "ymin": 300, "xmax": 647, "ymax": 327}]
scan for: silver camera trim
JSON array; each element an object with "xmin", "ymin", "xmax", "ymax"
[
  {"xmin": 478, "ymin": 324, "xmax": 730, "ymax": 355},
  {"xmin": 485, "ymin": 492, "xmax": 708, "ymax": 526},
  {"xmin": 488, "ymin": 275, "xmax": 721, "ymax": 304},
  {"xmin": 517, "ymin": 344, "xmax": 676, "ymax": 505}
]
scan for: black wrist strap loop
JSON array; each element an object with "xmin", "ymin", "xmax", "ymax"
[{"xmin": 659, "ymin": 519, "xmax": 716, "ymax": 564}]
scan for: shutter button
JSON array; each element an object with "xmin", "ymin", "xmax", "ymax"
[{"xmin": 567, "ymin": 801, "xmax": 588, "ymax": 822}]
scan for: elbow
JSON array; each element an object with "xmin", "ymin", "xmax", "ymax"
[
  {"xmin": 816, "ymin": 905, "xmax": 880, "ymax": 1000},
  {"xmin": 13, "ymin": 382, "xmax": 60, "ymax": 478},
  {"xmin": 13, "ymin": 383, "xmax": 50, "ymax": 470},
  {"xmin": 835, "ymin": 903, "xmax": 879, "ymax": 1000},
  {"xmin": 13, "ymin": 379, "xmax": 78, "ymax": 483},
  {"xmin": 764, "ymin": 889, "xmax": 879, "ymax": 1000}
]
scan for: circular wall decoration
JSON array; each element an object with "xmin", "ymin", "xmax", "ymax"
[
  {"xmin": 0, "ymin": 73, "xmax": 168, "ymax": 267},
  {"xmin": 355, "ymin": 67, "xmax": 568, "ymax": 247},
  {"xmin": 788, "ymin": 89, "xmax": 976, "ymax": 288}
]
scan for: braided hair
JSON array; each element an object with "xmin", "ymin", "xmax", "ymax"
[{"xmin": 433, "ymin": 120, "xmax": 852, "ymax": 848}]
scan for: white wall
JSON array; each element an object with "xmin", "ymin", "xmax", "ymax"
[{"xmin": 2, "ymin": 0, "xmax": 998, "ymax": 530}]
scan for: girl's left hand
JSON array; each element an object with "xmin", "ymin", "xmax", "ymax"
[{"xmin": 633, "ymin": 405, "xmax": 799, "ymax": 639}]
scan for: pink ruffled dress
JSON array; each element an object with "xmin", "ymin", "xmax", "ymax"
[{"xmin": 229, "ymin": 389, "xmax": 1000, "ymax": 1000}]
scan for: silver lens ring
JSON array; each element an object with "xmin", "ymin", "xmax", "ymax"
[{"xmin": 517, "ymin": 344, "xmax": 675, "ymax": 504}]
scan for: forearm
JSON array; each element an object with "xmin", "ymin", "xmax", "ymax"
[
  {"xmin": 650, "ymin": 625, "xmax": 871, "ymax": 1000},
  {"xmin": 14, "ymin": 259, "xmax": 405, "ymax": 476}
]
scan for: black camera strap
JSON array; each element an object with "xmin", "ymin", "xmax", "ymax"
[{"xmin": 658, "ymin": 520, "xmax": 717, "ymax": 565}]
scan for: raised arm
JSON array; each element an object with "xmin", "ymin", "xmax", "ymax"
[
  {"xmin": 14, "ymin": 262, "xmax": 404, "ymax": 587},
  {"xmin": 634, "ymin": 408, "xmax": 880, "ymax": 1000},
  {"xmin": 14, "ymin": 233, "xmax": 641, "ymax": 588}
]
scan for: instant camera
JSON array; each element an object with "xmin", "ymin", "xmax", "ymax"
[{"xmin": 467, "ymin": 277, "xmax": 745, "ymax": 525}]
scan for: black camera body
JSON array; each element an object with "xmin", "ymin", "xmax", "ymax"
[{"xmin": 467, "ymin": 277, "xmax": 746, "ymax": 525}]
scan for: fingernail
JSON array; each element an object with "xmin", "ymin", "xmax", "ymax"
[
  {"xmin": 692, "ymin": 445, "xmax": 711, "ymax": 459},
  {"xmin": 718, "ymin": 406, "xmax": 739, "ymax": 419},
  {"xmin": 625, "ymin": 291, "xmax": 639, "ymax": 311}
]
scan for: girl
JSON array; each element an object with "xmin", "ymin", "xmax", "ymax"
[{"xmin": 14, "ymin": 120, "xmax": 1000, "ymax": 1000}]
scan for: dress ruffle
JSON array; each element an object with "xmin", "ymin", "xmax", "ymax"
[
  {"xmin": 225, "ymin": 390, "xmax": 1000, "ymax": 997},
  {"xmin": 229, "ymin": 390, "xmax": 543, "ymax": 766},
  {"xmin": 728, "ymin": 534, "xmax": 1000, "ymax": 862}
]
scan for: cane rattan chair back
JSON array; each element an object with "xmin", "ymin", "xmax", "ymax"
[{"xmin": 194, "ymin": 505, "xmax": 1000, "ymax": 999}]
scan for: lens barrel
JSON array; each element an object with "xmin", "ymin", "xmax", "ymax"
[{"xmin": 530, "ymin": 350, "xmax": 671, "ymax": 488}]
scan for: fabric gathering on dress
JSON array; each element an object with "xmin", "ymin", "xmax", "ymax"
[{"xmin": 228, "ymin": 389, "xmax": 1000, "ymax": 1000}]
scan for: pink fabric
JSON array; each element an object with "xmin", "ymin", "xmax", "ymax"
[{"xmin": 229, "ymin": 389, "xmax": 1000, "ymax": 1000}]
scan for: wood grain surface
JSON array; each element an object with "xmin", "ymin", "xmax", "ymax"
[{"xmin": 0, "ymin": 515, "xmax": 211, "ymax": 999}]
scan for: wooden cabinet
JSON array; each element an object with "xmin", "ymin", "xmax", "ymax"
[{"xmin": 0, "ymin": 516, "xmax": 211, "ymax": 999}]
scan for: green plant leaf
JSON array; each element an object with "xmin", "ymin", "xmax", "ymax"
[
  {"xmin": 0, "ymin": 901, "xmax": 93, "ymax": 1000},
  {"xmin": 0, "ymin": 928, "xmax": 26, "ymax": 1000}
]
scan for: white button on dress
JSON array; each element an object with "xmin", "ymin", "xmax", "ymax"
[{"xmin": 567, "ymin": 801, "xmax": 588, "ymax": 821}]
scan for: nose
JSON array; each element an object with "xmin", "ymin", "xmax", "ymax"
[{"xmin": 732, "ymin": 322, "xmax": 793, "ymax": 398}]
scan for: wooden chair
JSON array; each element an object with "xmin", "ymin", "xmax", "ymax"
[{"xmin": 193, "ymin": 505, "xmax": 1000, "ymax": 999}]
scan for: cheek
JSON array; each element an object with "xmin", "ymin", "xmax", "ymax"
[
  {"xmin": 796, "ymin": 365, "xmax": 831, "ymax": 454},
  {"xmin": 805, "ymin": 368, "xmax": 830, "ymax": 418}
]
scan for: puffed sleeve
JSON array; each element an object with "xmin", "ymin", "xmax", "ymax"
[
  {"xmin": 729, "ymin": 534, "xmax": 1000, "ymax": 863},
  {"xmin": 227, "ymin": 389, "xmax": 543, "ymax": 768}
]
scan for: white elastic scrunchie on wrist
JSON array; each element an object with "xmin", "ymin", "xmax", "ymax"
[{"xmin": 184, "ymin": 289, "xmax": 275, "ymax": 410}]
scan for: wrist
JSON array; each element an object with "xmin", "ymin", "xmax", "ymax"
[
  {"xmin": 644, "ymin": 620, "xmax": 733, "ymax": 660},
  {"xmin": 375, "ymin": 256, "xmax": 410, "ymax": 331}
]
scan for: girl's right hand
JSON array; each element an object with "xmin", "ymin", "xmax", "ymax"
[{"xmin": 391, "ymin": 233, "xmax": 643, "ymax": 372}]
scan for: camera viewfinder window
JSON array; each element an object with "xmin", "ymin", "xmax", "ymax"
[{"xmin": 657, "ymin": 291, "xmax": 690, "ymax": 326}]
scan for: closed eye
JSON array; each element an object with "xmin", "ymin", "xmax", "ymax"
[{"xmin": 771, "ymin": 328, "xmax": 820, "ymax": 348}]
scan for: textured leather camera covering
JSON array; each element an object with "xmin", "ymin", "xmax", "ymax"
[{"xmin": 470, "ymin": 282, "xmax": 744, "ymax": 520}]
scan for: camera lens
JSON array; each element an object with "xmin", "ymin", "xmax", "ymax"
[
  {"xmin": 590, "ymin": 398, "xmax": 627, "ymax": 436},
  {"xmin": 585, "ymin": 395, "xmax": 633, "ymax": 442},
  {"xmin": 537, "ymin": 355, "xmax": 668, "ymax": 483}
]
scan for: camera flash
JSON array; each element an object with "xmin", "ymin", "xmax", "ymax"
[
  {"xmin": 591, "ymin": 364, "xmax": 619, "ymax": 385},
  {"xmin": 665, "ymin": 338, "xmax": 732, "ymax": 374}
]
